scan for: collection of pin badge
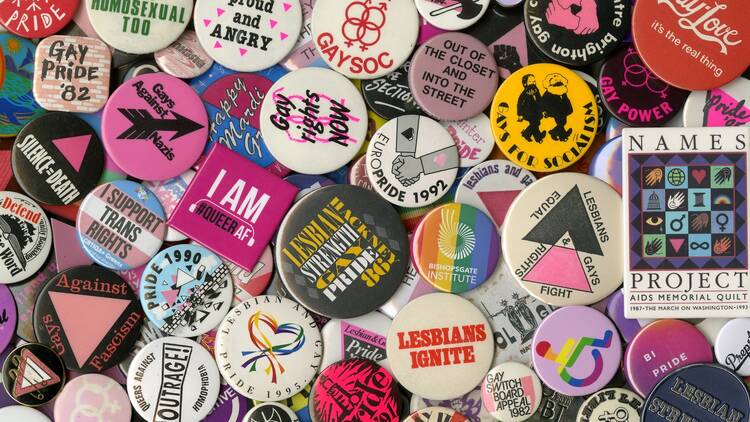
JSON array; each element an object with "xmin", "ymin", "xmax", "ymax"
[{"xmin": 0, "ymin": 0, "xmax": 748, "ymax": 421}]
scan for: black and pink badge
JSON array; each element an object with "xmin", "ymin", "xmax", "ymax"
[{"xmin": 102, "ymin": 72, "xmax": 209, "ymax": 181}]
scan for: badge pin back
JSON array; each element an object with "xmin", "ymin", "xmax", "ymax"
[
  {"xmin": 320, "ymin": 311, "xmax": 392, "ymax": 370},
  {"xmin": 0, "ymin": 191, "xmax": 53, "ymax": 284},
  {"xmin": 86, "ymin": 0, "xmax": 192, "ymax": 54},
  {"xmin": 2, "ymin": 342, "xmax": 66, "ymax": 406},
  {"xmin": 623, "ymin": 319, "xmax": 712, "ymax": 398},
  {"xmin": 33, "ymin": 36, "xmax": 111, "ymax": 113},
  {"xmin": 127, "ymin": 336, "xmax": 221, "ymax": 421},
  {"xmin": 261, "ymin": 68, "xmax": 368, "ymax": 175},
  {"xmin": 386, "ymin": 292, "xmax": 495, "ymax": 401},
  {"xmin": 577, "ymin": 388, "xmax": 642, "ymax": 422},
  {"xmin": 169, "ymin": 145, "xmax": 298, "ymax": 273},
  {"xmin": 490, "ymin": 64, "xmax": 599, "ymax": 172},
  {"xmin": 0, "ymin": 34, "xmax": 44, "ymax": 138},
  {"xmin": 244, "ymin": 402, "xmax": 300, "ymax": 422},
  {"xmin": 12, "ymin": 112, "xmax": 104, "ymax": 206},
  {"xmin": 412, "ymin": 203, "xmax": 499, "ymax": 293},
  {"xmin": 599, "ymin": 45, "xmax": 689, "ymax": 127},
  {"xmin": 683, "ymin": 76, "xmax": 750, "ymax": 127},
  {"xmin": 155, "ymin": 30, "xmax": 214, "ymax": 79},
  {"xmin": 311, "ymin": 0, "xmax": 419, "ymax": 79},
  {"xmin": 531, "ymin": 306, "xmax": 621, "ymax": 396},
  {"xmin": 632, "ymin": 0, "xmax": 750, "ymax": 90},
  {"xmin": 0, "ymin": 0, "xmax": 78, "ymax": 38},
  {"xmin": 409, "ymin": 33, "xmax": 498, "ymax": 121},
  {"xmin": 194, "ymin": 0, "xmax": 303, "ymax": 72},
  {"xmin": 365, "ymin": 115, "xmax": 459, "ymax": 208},
  {"xmin": 642, "ymin": 364, "xmax": 750, "ymax": 422},
  {"xmin": 102, "ymin": 72, "xmax": 208, "ymax": 181},
  {"xmin": 54, "ymin": 374, "xmax": 131, "ymax": 422},
  {"xmin": 502, "ymin": 173, "xmax": 622, "ymax": 307},
  {"xmin": 481, "ymin": 362, "xmax": 542, "ymax": 422},
  {"xmin": 277, "ymin": 185, "xmax": 408, "ymax": 319},
  {"xmin": 140, "ymin": 244, "xmax": 233, "ymax": 337},
  {"xmin": 77, "ymin": 181, "xmax": 166, "ymax": 271},
  {"xmin": 215, "ymin": 296, "xmax": 322, "ymax": 401},
  {"xmin": 312, "ymin": 359, "xmax": 400, "ymax": 422}
]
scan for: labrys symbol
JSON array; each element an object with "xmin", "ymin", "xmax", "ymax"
[
  {"xmin": 342, "ymin": 0, "xmax": 387, "ymax": 51},
  {"xmin": 241, "ymin": 311, "xmax": 306, "ymax": 383},
  {"xmin": 535, "ymin": 330, "xmax": 613, "ymax": 387}
]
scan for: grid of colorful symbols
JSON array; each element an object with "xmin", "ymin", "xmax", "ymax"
[{"xmin": 629, "ymin": 152, "xmax": 747, "ymax": 270}]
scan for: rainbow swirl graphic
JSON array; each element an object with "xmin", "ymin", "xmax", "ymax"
[{"xmin": 241, "ymin": 311, "xmax": 306, "ymax": 383}]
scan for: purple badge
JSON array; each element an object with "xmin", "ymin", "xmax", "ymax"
[
  {"xmin": 532, "ymin": 306, "xmax": 621, "ymax": 396},
  {"xmin": 0, "ymin": 285, "xmax": 17, "ymax": 352},
  {"xmin": 203, "ymin": 382, "xmax": 252, "ymax": 422},
  {"xmin": 170, "ymin": 145, "xmax": 298, "ymax": 271},
  {"xmin": 623, "ymin": 319, "xmax": 713, "ymax": 397},
  {"xmin": 605, "ymin": 289, "xmax": 651, "ymax": 343}
]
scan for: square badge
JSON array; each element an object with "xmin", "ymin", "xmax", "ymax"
[{"xmin": 170, "ymin": 145, "xmax": 298, "ymax": 271}]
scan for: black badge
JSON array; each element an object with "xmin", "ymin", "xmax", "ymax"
[
  {"xmin": 598, "ymin": 45, "xmax": 690, "ymax": 127},
  {"xmin": 524, "ymin": 0, "xmax": 630, "ymax": 66},
  {"xmin": 33, "ymin": 265, "xmax": 144, "ymax": 373},
  {"xmin": 276, "ymin": 185, "xmax": 409, "ymax": 319},
  {"xmin": 463, "ymin": 3, "xmax": 548, "ymax": 80},
  {"xmin": 2, "ymin": 343, "xmax": 66, "ymax": 406},
  {"xmin": 644, "ymin": 364, "xmax": 750, "ymax": 422},
  {"xmin": 12, "ymin": 113, "xmax": 104, "ymax": 206},
  {"xmin": 361, "ymin": 60, "xmax": 423, "ymax": 120}
]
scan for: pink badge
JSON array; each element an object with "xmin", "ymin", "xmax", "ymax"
[
  {"xmin": 53, "ymin": 374, "xmax": 131, "ymax": 422},
  {"xmin": 169, "ymin": 145, "xmax": 298, "ymax": 271},
  {"xmin": 101, "ymin": 73, "xmax": 209, "ymax": 181}
]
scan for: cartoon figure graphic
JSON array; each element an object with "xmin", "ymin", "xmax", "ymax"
[
  {"xmin": 513, "ymin": 293, "xmax": 538, "ymax": 339},
  {"xmin": 541, "ymin": 73, "xmax": 573, "ymax": 141},
  {"xmin": 517, "ymin": 74, "xmax": 546, "ymax": 143},
  {"xmin": 0, "ymin": 215, "xmax": 33, "ymax": 270},
  {"xmin": 391, "ymin": 115, "xmax": 459, "ymax": 186},
  {"xmin": 545, "ymin": 0, "xmax": 599, "ymax": 35},
  {"xmin": 535, "ymin": 330, "xmax": 613, "ymax": 387}
]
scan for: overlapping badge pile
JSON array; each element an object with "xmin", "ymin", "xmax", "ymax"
[{"xmin": 0, "ymin": 0, "xmax": 749, "ymax": 421}]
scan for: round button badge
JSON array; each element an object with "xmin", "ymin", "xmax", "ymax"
[
  {"xmin": 386, "ymin": 293, "xmax": 495, "ymax": 401},
  {"xmin": 276, "ymin": 185, "xmax": 409, "ymax": 319},
  {"xmin": 0, "ymin": 0, "xmax": 78, "ymax": 38},
  {"xmin": 140, "ymin": 244, "xmax": 234, "ymax": 337},
  {"xmin": 531, "ymin": 306, "xmax": 621, "ymax": 396},
  {"xmin": 279, "ymin": 0, "xmax": 327, "ymax": 71},
  {"xmin": 2, "ymin": 343, "xmax": 66, "ymax": 406},
  {"xmin": 409, "ymin": 33, "xmax": 498, "ymax": 121},
  {"xmin": 311, "ymin": 0, "xmax": 420, "ymax": 79},
  {"xmin": 366, "ymin": 115, "xmax": 460, "ymax": 207},
  {"xmin": 412, "ymin": 203, "xmax": 500, "ymax": 293},
  {"xmin": 259, "ymin": 67, "xmax": 368, "ymax": 174},
  {"xmin": 244, "ymin": 402, "xmax": 299, "ymax": 422},
  {"xmin": 643, "ymin": 364, "xmax": 750, "ymax": 422},
  {"xmin": 33, "ymin": 266, "xmax": 144, "ymax": 373},
  {"xmin": 683, "ymin": 76, "xmax": 750, "ymax": 127},
  {"xmin": 409, "ymin": 385, "xmax": 493, "ymax": 422},
  {"xmin": 0, "ymin": 191, "xmax": 52, "ymax": 284},
  {"xmin": 215, "ymin": 296, "xmax": 323, "ymax": 401},
  {"xmin": 86, "ymin": 0, "xmax": 192, "ymax": 54},
  {"xmin": 127, "ymin": 336, "xmax": 221, "ymax": 422},
  {"xmin": 54, "ymin": 374, "xmax": 131, "ymax": 422},
  {"xmin": 524, "ymin": 0, "xmax": 630, "ymax": 66},
  {"xmin": 482, "ymin": 361, "xmax": 542, "ymax": 421},
  {"xmin": 320, "ymin": 311, "xmax": 392, "ymax": 370},
  {"xmin": 204, "ymin": 380, "xmax": 253, "ymax": 422},
  {"xmin": 312, "ymin": 359, "xmax": 400, "ymax": 422},
  {"xmin": 714, "ymin": 319, "xmax": 750, "ymax": 376},
  {"xmin": 623, "ymin": 319, "xmax": 713, "ymax": 398},
  {"xmin": 404, "ymin": 407, "xmax": 468, "ymax": 422},
  {"xmin": 414, "ymin": 0, "xmax": 490, "ymax": 30},
  {"xmin": 0, "ymin": 34, "xmax": 44, "ymax": 137},
  {"xmin": 155, "ymin": 30, "xmax": 214, "ymax": 79},
  {"xmin": 502, "ymin": 173, "xmax": 622, "ymax": 306},
  {"xmin": 77, "ymin": 181, "xmax": 167, "ymax": 271},
  {"xmin": 632, "ymin": 0, "xmax": 750, "ymax": 90},
  {"xmin": 599, "ymin": 45, "xmax": 689, "ymax": 127},
  {"xmin": 443, "ymin": 114, "xmax": 494, "ymax": 168},
  {"xmin": 0, "ymin": 285, "xmax": 17, "ymax": 352},
  {"xmin": 193, "ymin": 0, "xmax": 302, "ymax": 72},
  {"xmin": 102, "ymin": 72, "xmax": 209, "ymax": 181},
  {"xmin": 490, "ymin": 64, "xmax": 599, "ymax": 172},
  {"xmin": 361, "ymin": 60, "xmax": 422, "ymax": 120},
  {"xmin": 577, "ymin": 388, "xmax": 642, "ymax": 422},
  {"xmin": 0, "ymin": 406, "xmax": 50, "ymax": 421},
  {"xmin": 12, "ymin": 112, "xmax": 104, "ymax": 206}
]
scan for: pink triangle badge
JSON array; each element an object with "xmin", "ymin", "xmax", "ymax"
[
  {"xmin": 522, "ymin": 246, "xmax": 593, "ymax": 292},
  {"xmin": 52, "ymin": 135, "xmax": 91, "ymax": 172}
]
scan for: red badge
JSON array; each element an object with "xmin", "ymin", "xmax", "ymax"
[{"xmin": 0, "ymin": 0, "xmax": 79, "ymax": 39}]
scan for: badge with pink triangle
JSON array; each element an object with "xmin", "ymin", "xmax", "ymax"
[
  {"xmin": 32, "ymin": 266, "xmax": 144, "ymax": 373},
  {"xmin": 193, "ymin": 0, "xmax": 303, "ymax": 72}
]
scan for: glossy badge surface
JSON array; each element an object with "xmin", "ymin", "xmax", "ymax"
[{"xmin": 0, "ymin": 191, "xmax": 52, "ymax": 284}]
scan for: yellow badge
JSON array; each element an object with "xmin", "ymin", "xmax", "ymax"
[{"xmin": 490, "ymin": 63, "xmax": 598, "ymax": 172}]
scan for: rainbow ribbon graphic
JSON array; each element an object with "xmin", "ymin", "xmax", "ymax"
[
  {"xmin": 241, "ymin": 311, "xmax": 306, "ymax": 383},
  {"xmin": 535, "ymin": 330, "xmax": 613, "ymax": 387}
]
